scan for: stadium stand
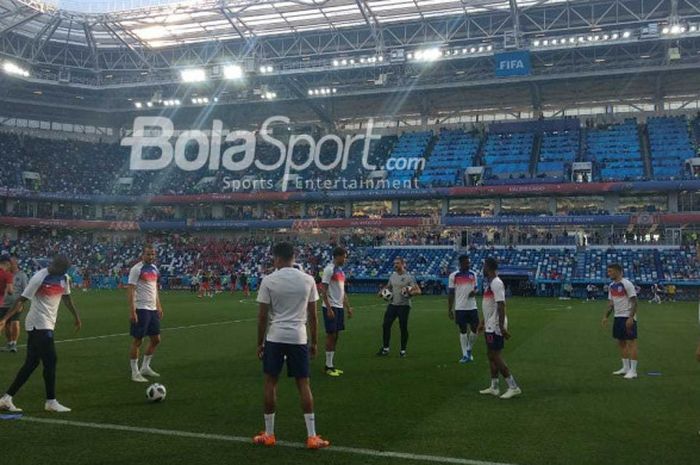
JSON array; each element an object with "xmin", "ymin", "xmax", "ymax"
[
  {"xmin": 585, "ymin": 119, "xmax": 644, "ymax": 181},
  {"xmin": 419, "ymin": 129, "xmax": 480, "ymax": 187},
  {"xmin": 482, "ymin": 131, "xmax": 534, "ymax": 180},
  {"xmin": 646, "ymin": 115, "xmax": 696, "ymax": 179},
  {"xmin": 536, "ymin": 128, "xmax": 580, "ymax": 180},
  {"xmin": 382, "ymin": 131, "xmax": 432, "ymax": 185},
  {"xmin": 2, "ymin": 235, "xmax": 698, "ymax": 293}
]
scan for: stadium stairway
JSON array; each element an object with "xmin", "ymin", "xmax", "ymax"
[
  {"xmin": 529, "ymin": 132, "xmax": 542, "ymax": 176},
  {"xmin": 640, "ymin": 123, "xmax": 652, "ymax": 179},
  {"xmin": 574, "ymin": 249, "xmax": 587, "ymax": 279}
]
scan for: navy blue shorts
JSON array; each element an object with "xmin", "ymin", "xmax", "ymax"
[
  {"xmin": 455, "ymin": 309, "xmax": 479, "ymax": 329},
  {"xmin": 263, "ymin": 341, "xmax": 310, "ymax": 379},
  {"xmin": 485, "ymin": 332, "xmax": 504, "ymax": 351},
  {"xmin": 613, "ymin": 317, "xmax": 637, "ymax": 340},
  {"xmin": 0, "ymin": 307, "xmax": 20, "ymax": 322},
  {"xmin": 322, "ymin": 306, "xmax": 345, "ymax": 333},
  {"xmin": 130, "ymin": 309, "xmax": 161, "ymax": 338}
]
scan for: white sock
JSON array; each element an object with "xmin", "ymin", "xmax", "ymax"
[
  {"xmin": 490, "ymin": 378, "xmax": 499, "ymax": 390},
  {"xmin": 506, "ymin": 375, "xmax": 518, "ymax": 389},
  {"xmin": 622, "ymin": 359, "xmax": 630, "ymax": 372},
  {"xmin": 264, "ymin": 413, "xmax": 275, "ymax": 435},
  {"xmin": 459, "ymin": 333, "xmax": 469, "ymax": 356},
  {"xmin": 0, "ymin": 394, "xmax": 11, "ymax": 402},
  {"xmin": 630, "ymin": 359, "xmax": 638, "ymax": 373},
  {"xmin": 304, "ymin": 413, "xmax": 316, "ymax": 437},
  {"xmin": 325, "ymin": 351, "xmax": 334, "ymax": 368},
  {"xmin": 130, "ymin": 359, "xmax": 139, "ymax": 375},
  {"xmin": 467, "ymin": 331, "xmax": 477, "ymax": 351},
  {"xmin": 143, "ymin": 355, "xmax": 153, "ymax": 370}
]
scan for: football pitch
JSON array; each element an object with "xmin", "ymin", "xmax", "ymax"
[{"xmin": 1, "ymin": 291, "xmax": 699, "ymax": 465}]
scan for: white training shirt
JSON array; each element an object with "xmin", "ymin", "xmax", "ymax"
[
  {"xmin": 257, "ymin": 267, "xmax": 319, "ymax": 345},
  {"xmin": 321, "ymin": 263, "xmax": 346, "ymax": 309},
  {"xmin": 608, "ymin": 278, "xmax": 637, "ymax": 318},
  {"xmin": 22, "ymin": 268, "xmax": 71, "ymax": 331},
  {"xmin": 448, "ymin": 270, "xmax": 478, "ymax": 311},
  {"xmin": 128, "ymin": 261, "xmax": 160, "ymax": 311},
  {"xmin": 482, "ymin": 276, "xmax": 508, "ymax": 336}
]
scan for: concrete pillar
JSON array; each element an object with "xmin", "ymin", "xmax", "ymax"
[
  {"xmin": 392, "ymin": 200, "xmax": 400, "ymax": 215},
  {"xmin": 301, "ymin": 203, "xmax": 308, "ymax": 218},
  {"xmin": 345, "ymin": 201, "xmax": 352, "ymax": 218},
  {"xmin": 6, "ymin": 199, "xmax": 16, "ymax": 214},
  {"xmin": 548, "ymin": 197, "xmax": 557, "ymax": 215},
  {"xmin": 668, "ymin": 191, "xmax": 679, "ymax": 213},
  {"xmin": 212, "ymin": 204, "xmax": 224, "ymax": 219},
  {"xmin": 494, "ymin": 198, "xmax": 502, "ymax": 215},
  {"xmin": 604, "ymin": 193, "xmax": 619, "ymax": 214},
  {"xmin": 95, "ymin": 204, "xmax": 103, "ymax": 219},
  {"xmin": 441, "ymin": 199, "xmax": 449, "ymax": 217}
]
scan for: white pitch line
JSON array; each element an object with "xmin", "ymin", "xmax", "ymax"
[
  {"xmin": 17, "ymin": 319, "xmax": 256, "ymax": 348},
  {"xmin": 19, "ymin": 417, "xmax": 518, "ymax": 465}
]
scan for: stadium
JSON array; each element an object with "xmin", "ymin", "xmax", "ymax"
[{"xmin": 0, "ymin": 0, "xmax": 699, "ymax": 463}]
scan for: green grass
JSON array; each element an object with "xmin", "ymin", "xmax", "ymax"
[{"xmin": 1, "ymin": 291, "xmax": 699, "ymax": 465}]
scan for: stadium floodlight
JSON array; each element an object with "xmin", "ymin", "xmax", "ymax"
[
  {"xmin": 486, "ymin": 45, "xmax": 493, "ymax": 51},
  {"xmin": 603, "ymin": 34, "xmax": 609, "ymax": 40},
  {"xmin": 611, "ymin": 33, "xmax": 619, "ymax": 40},
  {"xmin": 341, "ymin": 59, "xmax": 348, "ymax": 65},
  {"xmin": 416, "ymin": 47, "xmax": 441, "ymax": 62},
  {"xmin": 478, "ymin": 46, "xmax": 484, "ymax": 52},
  {"xmin": 469, "ymin": 47, "xmax": 476, "ymax": 53},
  {"xmin": 134, "ymin": 102, "xmax": 143, "ymax": 109},
  {"xmin": 690, "ymin": 25, "xmax": 698, "ymax": 32},
  {"xmin": 3, "ymin": 61, "xmax": 30, "ymax": 78},
  {"xmin": 261, "ymin": 91, "xmax": 277, "ymax": 100},
  {"xmin": 332, "ymin": 88, "xmax": 337, "ymax": 93},
  {"xmin": 332, "ymin": 59, "xmax": 339, "ymax": 66},
  {"xmin": 542, "ymin": 40, "xmax": 548, "ymax": 46},
  {"xmin": 578, "ymin": 36, "xmax": 585, "ymax": 42},
  {"xmin": 349, "ymin": 59, "xmax": 355, "ymax": 64},
  {"xmin": 360, "ymin": 57, "xmax": 367, "ymax": 63},
  {"xmin": 146, "ymin": 102, "xmax": 153, "ymax": 107},
  {"xmin": 224, "ymin": 64, "xmax": 244, "ymax": 80},
  {"xmin": 533, "ymin": 40, "xmax": 540, "ymax": 47},
  {"xmin": 180, "ymin": 68, "xmax": 207, "ymax": 83},
  {"xmin": 406, "ymin": 53, "xmax": 413, "ymax": 59},
  {"xmin": 378, "ymin": 56, "xmax": 384, "ymax": 62},
  {"xmin": 662, "ymin": 27, "xmax": 670, "ymax": 34},
  {"xmin": 308, "ymin": 89, "xmax": 313, "ymax": 96},
  {"xmin": 622, "ymin": 31, "xmax": 631, "ymax": 38},
  {"xmin": 569, "ymin": 37, "xmax": 576, "ymax": 44}
]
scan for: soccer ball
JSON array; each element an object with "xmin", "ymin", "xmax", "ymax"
[
  {"xmin": 380, "ymin": 288, "xmax": 393, "ymax": 302},
  {"xmin": 146, "ymin": 383, "xmax": 167, "ymax": 402},
  {"xmin": 401, "ymin": 286, "xmax": 411, "ymax": 297}
]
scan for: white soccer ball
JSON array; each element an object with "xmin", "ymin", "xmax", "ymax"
[
  {"xmin": 401, "ymin": 286, "xmax": 411, "ymax": 297},
  {"xmin": 381, "ymin": 288, "xmax": 393, "ymax": 302},
  {"xmin": 146, "ymin": 383, "xmax": 167, "ymax": 402}
]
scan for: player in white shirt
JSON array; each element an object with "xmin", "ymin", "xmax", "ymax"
[
  {"xmin": 253, "ymin": 242, "xmax": 329, "ymax": 450},
  {"xmin": 127, "ymin": 245, "xmax": 165, "ymax": 383},
  {"xmin": 478, "ymin": 257, "xmax": 521, "ymax": 399},
  {"xmin": 601, "ymin": 263, "xmax": 639, "ymax": 379},
  {"xmin": 447, "ymin": 255, "xmax": 479, "ymax": 363},
  {"xmin": 0, "ymin": 255, "xmax": 81, "ymax": 413},
  {"xmin": 320, "ymin": 247, "xmax": 353, "ymax": 377}
]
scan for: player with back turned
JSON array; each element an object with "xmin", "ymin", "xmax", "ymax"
[{"xmin": 253, "ymin": 242, "xmax": 329, "ymax": 449}]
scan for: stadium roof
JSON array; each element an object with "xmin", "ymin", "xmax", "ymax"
[{"xmin": 1, "ymin": 0, "xmax": 574, "ymax": 49}]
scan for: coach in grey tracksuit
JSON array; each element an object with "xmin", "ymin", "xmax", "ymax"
[{"xmin": 377, "ymin": 257, "xmax": 421, "ymax": 357}]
